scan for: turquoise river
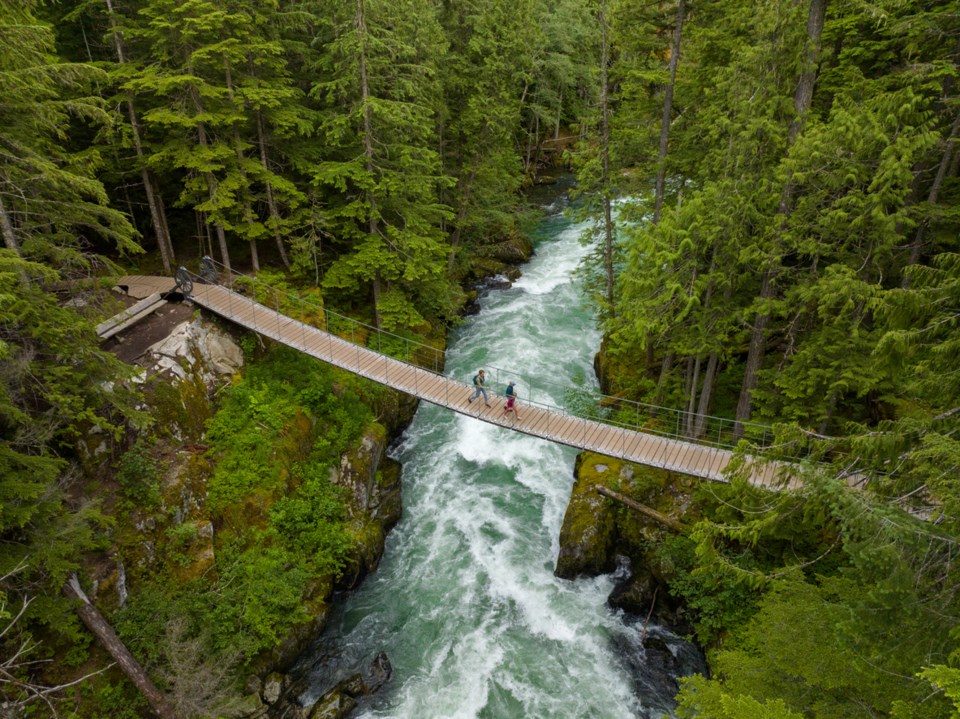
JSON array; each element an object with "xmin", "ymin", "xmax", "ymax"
[{"xmin": 299, "ymin": 188, "xmax": 702, "ymax": 718}]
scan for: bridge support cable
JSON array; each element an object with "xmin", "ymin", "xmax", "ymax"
[{"xmin": 114, "ymin": 272, "xmax": 800, "ymax": 485}]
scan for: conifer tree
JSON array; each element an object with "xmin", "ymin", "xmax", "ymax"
[
  {"xmin": 311, "ymin": 0, "xmax": 454, "ymax": 329},
  {"xmin": 129, "ymin": 0, "xmax": 256, "ymax": 274},
  {"xmin": 0, "ymin": 0, "xmax": 139, "ymax": 265},
  {"xmin": 438, "ymin": 0, "xmax": 537, "ymax": 275},
  {"xmin": 102, "ymin": 0, "xmax": 176, "ymax": 274},
  {"xmin": 519, "ymin": 0, "xmax": 595, "ymax": 176}
]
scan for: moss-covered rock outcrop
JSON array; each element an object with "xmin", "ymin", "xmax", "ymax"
[
  {"xmin": 555, "ymin": 453, "xmax": 620, "ymax": 578},
  {"xmin": 465, "ymin": 232, "xmax": 535, "ymax": 283},
  {"xmin": 73, "ymin": 319, "xmax": 419, "ymax": 717},
  {"xmin": 556, "ymin": 451, "xmax": 699, "ymax": 631}
]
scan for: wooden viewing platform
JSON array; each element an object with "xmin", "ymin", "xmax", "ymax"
[{"xmin": 113, "ymin": 275, "xmax": 787, "ymax": 487}]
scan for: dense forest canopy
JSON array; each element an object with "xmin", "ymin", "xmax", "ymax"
[{"xmin": 2, "ymin": 0, "xmax": 960, "ymax": 716}]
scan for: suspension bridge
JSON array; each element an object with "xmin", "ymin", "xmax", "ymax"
[{"xmin": 107, "ymin": 264, "xmax": 791, "ymax": 487}]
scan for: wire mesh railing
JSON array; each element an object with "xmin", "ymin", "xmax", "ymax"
[{"xmin": 177, "ymin": 258, "xmax": 777, "ymax": 456}]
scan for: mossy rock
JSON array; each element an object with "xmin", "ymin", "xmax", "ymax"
[
  {"xmin": 166, "ymin": 519, "xmax": 217, "ymax": 583},
  {"xmin": 593, "ymin": 337, "xmax": 614, "ymax": 396},
  {"xmin": 265, "ymin": 601, "xmax": 332, "ymax": 675},
  {"xmin": 249, "ymin": 577, "xmax": 333, "ymax": 677},
  {"xmin": 475, "ymin": 232, "xmax": 534, "ymax": 263},
  {"xmin": 556, "ymin": 452, "xmax": 694, "ymax": 580},
  {"xmin": 555, "ymin": 453, "xmax": 619, "ymax": 578},
  {"xmin": 468, "ymin": 257, "xmax": 513, "ymax": 281},
  {"xmin": 337, "ymin": 423, "xmax": 388, "ymax": 513},
  {"xmin": 148, "ymin": 372, "xmax": 212, "ymax": 442},
  {"xmin": 308, "ymin": 689, "xmax": 356, "ymax": 719},
  {"xmin": 372, "ymin": 458, "xmax": 402, "ymax": 531},
  {"xmin": 159, "ymin": 450, "xmax": 212, "ymax": 522},
  {"xmin": 339, "ymin": 518, "xmax": 386, "ymax": 590}
]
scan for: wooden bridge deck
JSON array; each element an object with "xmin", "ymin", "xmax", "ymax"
[{"xmin": 114, "ymin": 275, "xmax": 786, "ymax": 487}]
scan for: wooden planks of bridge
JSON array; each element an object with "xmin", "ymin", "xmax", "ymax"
[{"xmin": 115, "ymin": 275, "xmax": 787, "ymax": 487}]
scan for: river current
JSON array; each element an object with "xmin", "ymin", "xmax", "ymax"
[{"xmin": 300, "ymin": 188, "xmax": 699, "ymax": 718}]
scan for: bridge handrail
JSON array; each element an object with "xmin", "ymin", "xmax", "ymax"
[{"xmin": 185, "ymin": 259, "xmax": 778, "ymax": 453}]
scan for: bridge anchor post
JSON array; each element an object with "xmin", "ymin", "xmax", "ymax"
[{"xmin": 174, "ymin": 266, "xmax": 193, "ymax": 298}]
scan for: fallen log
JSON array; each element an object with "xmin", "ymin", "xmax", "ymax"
[
  {"xmin": 595, "ymin": 485, "xmax": 685, "ymax": 533},
  {"xmin": 63, "ymin": 573, "xmax": 179, "ymax": 719}
]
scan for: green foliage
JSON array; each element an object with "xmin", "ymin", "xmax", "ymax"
[
  {"xmin": 312, "ymin": 0, "xmax": 456, "ymax": 327},
  {"xmin": 207, "ymin": 543, "xmax": 312, "ymax": 656},
  {"xmin": 7, "ymin": 0, "xmax": 960, "ymax": 715},
  {"xmin": 911, "ymin": 666, "xmax": 960, "ymax": 719},
  {"xmin": 119, "ymin": 345, "xmax": 361, "ymax": 663},
  {"xmin": 656, "ymin": 533, "xmax": 757, "ymax": 646},
  {"xmin": 204, "ymin": 378, "xmax": 299, "ymax": 514},
  {"xmin": 0, "ymin": 6, "xmax": 140, "ymax": 267},
  {"xmin": 115, "ymin": 439, "xmax": 162, "ymax": 509},
  {"xmin": 78, "ymin": 680, "xmax": 148, "ymax": 719},
  {"xmin": 269, "ymin": 462, "xmax": 350, "ymax": 575},
  {"xmin": 677, "ymin": 678, "xmax": 805, "ymax": 719},
  {"xmin": 0, "ymin": 253, "xmax": 143, "ymax": 669},
  {"xmin": 668, "ymin": 459, "xmax": 960, "ymax": 718},
  {"xmin": 677, "ymin": 575, "xmax": 956, "ymax": 719}
]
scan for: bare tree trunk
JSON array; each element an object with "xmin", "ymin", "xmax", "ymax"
[
  {"xmin": 904, "ymin": 109, "xmax": 960, "ymax": 281},
  {"xmin": 786, "ymin": 0, "xmax": 826, "ymax": 148},
  {"xmin": 682, "ymin": 355, "xmax": 695, "ymax": 430},
  {"xmin": 735, "ymin": 270, "xmax": 773, "ymax": 433},
  {"xmin": 224, "ymin": 60, "xmax": 260, "ymax": 273},
  {"xmin": 158, "ymin": 192, "xmax": 172, "ymax": 258},
  {"xmin": 188, "ymin": 74, "xmax": 232, "ymax": 275},
  {"xmin": 693, "ymin": 352, "xmax": 719, "ymax": 438},
  {"xmin": 63, "ymin": 575, "xmax": 179, "ymax": 719},
  {"xmin": 524, "ymin": 111, "xmax": 539, "ymax": 177},
  {"xmin": 595, "ymin": 486, "xmax": 684, "ymax": 533},
  {"xmin": 654, "ymin": 351, "xmax": 674, "ymax": 406},
  {"xmin": 0, "ymin": 194, "xmax": 20, "ymax": 254},
  {"xmin": 255, "ymin": 113, "xmax": 291, "ymax": 271},
  {"xmin": 197, "ymin": 124, "xmax": 231, "ymax": 275},
  {"xmin": 555, "ymin": 85, "xmax": 563, "ymax": 140},
  {"xmin": 685, "ymin": 354, "xmax": 702, "ymax": 435},
  {"xmin": 653, "ymin": 0, "xmax": 686, "ymax": 225},
  {"xmin": 105, "ymin": 0, "xmax": 174, "ymax": 274},
  {"xmin": 356, "ymin": 0, "xmax": 382, "ymax": 328}
]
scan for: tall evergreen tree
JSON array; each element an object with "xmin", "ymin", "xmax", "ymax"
[
  {"xmin": 129, "ymin": 0, "xmax": 261, "ymax": 274},
  {"xmin": 0, "ymin": 0, "xmax": 139, "ymax": 266},
  {"xmin": 311, "ymin": 0, "xmax": 454, "ymax": 329},
  {"xmin": 438, "ymin": 0, "xmax": 537, "ymax": 275}
]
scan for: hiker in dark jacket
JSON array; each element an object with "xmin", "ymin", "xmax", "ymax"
[{"xmin": 468, "ymin": 369, "xmax": 490, "ymax": 406}]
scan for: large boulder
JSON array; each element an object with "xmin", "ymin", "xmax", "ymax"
[
  {"xmin": 336, "ymin": 424, "xmax": 388, "ymax": 512},
  {"xmin": 556, "ymin": 450, "xmax": 699, "ymax": 633},
  {"xmin": 142, "ymin": 317, "xmax": 243, "ymax": 385},
  {"xmin": 555, "ymin": 454, "xmax": 619, "ymax": 578}
]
